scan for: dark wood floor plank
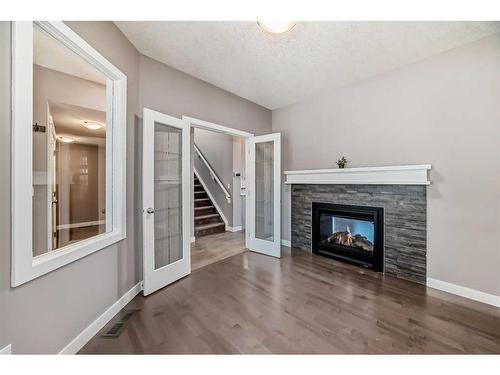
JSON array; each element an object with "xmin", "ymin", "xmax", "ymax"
[{"xmin": 79, "ymin": 232, "xmax": 500, "ymax": 354}]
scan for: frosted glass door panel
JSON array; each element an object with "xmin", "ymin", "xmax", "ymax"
[
  {"xmin": 255, "ymin": 141, "xmax": 274, "ymax": 242},
  {"xmin": 154, "ymin": 122, "xmax": 183, "ymax": 269}
]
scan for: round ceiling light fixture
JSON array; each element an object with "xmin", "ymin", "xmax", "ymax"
[
  {"xmin": 81, "ymin": 120, "xmax": 103, "ymax": 130},
  {"xmin": 257, "ymin": 21, "xmax": 296, "ymax": 34},
  {"xmin": 58, "ymin": 136, "xmax": 75, "ymax": 143}
]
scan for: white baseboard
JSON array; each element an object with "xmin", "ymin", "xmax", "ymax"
[
  {"xmin": 0, "ymin": 344, "xmax": 12, "ymax": 355},
  {"xmin": 427, "ymin": 278, "xmax": 500, "ymax": 308},
  {"xmin": 281, "ymin": 239, "xmax": 291, "ymax": 247},
  {"xmin": 59, "ymin": 281, "xmax": 143, "ymax": 354},
  {"xmin": 190, "ymin": 236, "xmax": 196, "ymax": 243},
  {"xmin": 227, "ymin": 225, "xmax": 243, "ymax": 232}
]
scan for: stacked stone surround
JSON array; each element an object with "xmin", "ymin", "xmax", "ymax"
[{"xmin": 291, "ymin": 184, "xmax": 427, "ymax": 284}]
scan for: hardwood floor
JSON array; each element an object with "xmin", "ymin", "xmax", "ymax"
[
  {"xmin": 191, "ymin": 231, "xmax": 246, "ymax": 271},
  {"xmin": 79, "ymin": 240, "xmax": 500, "ymax": 354}
]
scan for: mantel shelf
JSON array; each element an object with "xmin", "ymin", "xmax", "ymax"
[{"xmin": 284, "ymin": 164, "xmax": 431, "ymax": 185}]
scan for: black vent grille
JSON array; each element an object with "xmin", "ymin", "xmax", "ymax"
[{"xmin": 100, "ymin": 309, "xmax": 140, "ymax": 338}]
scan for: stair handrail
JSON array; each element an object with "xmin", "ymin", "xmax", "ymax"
[{"xmin": 194, "ymin": 143, "xmax": 231, "ymax": 204}]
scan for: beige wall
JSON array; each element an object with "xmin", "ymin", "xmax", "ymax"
[
  {"xmin": 272, "ymin": 33, "xmax": 500, "ymax": 297},
  {"xmin": 232, "ymin": 138, "xmax": 246, "ymax": 229},
  {"xmin": 139, "ymin": 55, "xmax": 271, "ymax": 135}
]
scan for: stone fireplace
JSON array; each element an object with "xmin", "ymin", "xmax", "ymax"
[{"xmin": 285, "ymin": 165, "xmax": 430, "ymax": 285}]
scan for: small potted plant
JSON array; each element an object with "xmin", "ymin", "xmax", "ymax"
[{"xmin": 336, "ymin": 156, "xmax": 348, "ymax": 169}]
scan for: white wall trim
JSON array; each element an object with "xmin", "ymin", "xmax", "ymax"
[
  {"xmin": 0, "ymin": 344, "xmax": 12, "ymax": 355},
  {"xmin": 59, "ymin": 281, "xmax": 143, "ymax": 354},
  {"xmin": 281, "ymin": 239, "xmax": 291, "ymax": 247},
  {"xmin": 427, "ymin": 278, "xmax": 500, "ymax": 308},
  {"xmin": 194, "ymin": 168, "xmax": 229, "ymax": 228},
  {"xmin": 56, "ymin": 220, "xmax": 105, "ymax": 230},
  {"xmin": 11, "ymin": 21, "xmax": 127, "ymax": 287},
  {"xmin": 227, "ymin": 225, "xmax": 243, "ymax": 232},
  {"xmin": 285, "ymin": 164, "xmax": 431, "ymax": 185},
  {"xmin": 183, "ymin": 116, "xmax": 254, "ymax": 139}
]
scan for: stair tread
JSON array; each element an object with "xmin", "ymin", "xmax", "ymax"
[
  {"xmin": 194, "ymin": 205, "xmax": 214, "ymax": 210},
  {"xmin": 195, "ymin": 213, "xmax": 220, "ymax": 220},
  {"xmin": 195, "ymin": 197, "xmax": 210, "ymax": 201},
  {"xmin": 196, "ymin": 222, "xmax": 225, "ymax": 230}
]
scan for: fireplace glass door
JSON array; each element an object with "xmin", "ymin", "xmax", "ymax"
[
  {"xmin": 319, "ymin": 213, "xmax": 375, "ymax": 254},
  {"xmin": 312, "ymin": 203, "xmax": 384, "ymax": 271}
]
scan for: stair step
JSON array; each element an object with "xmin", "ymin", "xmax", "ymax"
[
  {"xmin": 194, "ymin": 205, "xmax": 214, "ymax": 211},
  {"xmin": 194, "ymin": 197, "xmax": 212, "ymax": 207},
  {"xmin": 196, "ymin": 222, "xmax": 225, "ymax": 230},
  {"xmin": 194, "ymin": 206, "xmax": 216, "ymax": 216},
  {"xmin": 195, "ymin": 221, "xmax": 226, "ymax": 237},
  {"xmin": 194, "ymin": 213, "xmax": 222, "ymax": 226},
  {"xmin": 195, "ymin": 213, "xmax": 219, "ymax": 220}
]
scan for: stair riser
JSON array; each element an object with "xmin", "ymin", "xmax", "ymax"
[
  {"xmin": 195, "ymin": 225, "xmax": 225, "ymax": 237},
  {"xmin": 194, "ymin": 207, "xmax": 217, "ymax": 216},
  {"xmin": 195, "ymin": 216, "xmax": 222, "ymax": 226},
  {"xmin": 194, "ymin": 199, "xmax": 212, "ymax": 208},
  {"xmin": 194, "ymin": 191, "xmax": 208, "ymax": 199},
  {"xmin": 194, "ymin": 185, "xmax": 204, "ymax": 192}
]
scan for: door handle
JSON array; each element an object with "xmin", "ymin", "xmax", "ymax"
[{"xmin": 146, "ymin": 207, "xmax": 155, "ymax": 214}]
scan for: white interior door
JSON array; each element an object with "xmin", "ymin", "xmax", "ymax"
[
  {"xmin": 246, "ymin": 133, "xmax": 281, "ymax": 257},
  {"xmin": 142, "ymin": 108, "xmax": 191, "ymax": 296}
]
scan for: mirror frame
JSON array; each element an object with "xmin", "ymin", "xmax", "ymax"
[{"xmin": 11, "ymin": 21, "xmax": 127, "ymax": 286}]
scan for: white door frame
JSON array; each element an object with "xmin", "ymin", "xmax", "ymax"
[
  {"xmin": 182, "ymin": 117, "xmax": 281, "ymax": 257},
  {"xmin": 182, "ymin": 116, "xmax": 254, "ymax": 139},
  {"xmin": 142, "ymin": 108, "xmax": 191, "ymax": 296},
  {"xmin": 246, "ymin": 133, "xmax": 281, "ymax": 257},
  {"xmin": 181, "ymin": 116, "xmax": 253, "ymax": 241}
]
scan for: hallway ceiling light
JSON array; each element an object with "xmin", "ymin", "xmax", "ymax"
[
  {"xmin": 58, "ymin": 136, "xmax": 75, "ymax": 143},
  {"xmin": 257, "ymin": 21, "xmax": 296, "ymax": 34},
  {"xmin": 81, "ymin": 120, "xmax": 103, "ymax": 130}
]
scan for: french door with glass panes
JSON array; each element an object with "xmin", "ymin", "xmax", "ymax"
[
  {"xmin": 246, "ymin": 133, "xmax": 281, "ymax": 258},
  {"xmin": 142, "ymin": 108, "xmax": 191, "ymax": 296}
]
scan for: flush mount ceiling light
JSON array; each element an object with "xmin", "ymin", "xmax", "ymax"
[
  {"xmin": 257, "ymin": 21, "xmax": 296, "ymax": 34},
  {"xmin": 81, "ymin": 120, "xmax": 103, "ymax": 130},
  {"xmin": 58, "ymin": 136, "xmax": 75, "ymax": 143}
]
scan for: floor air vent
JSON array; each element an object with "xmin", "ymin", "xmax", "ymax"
[{"xmin": 101, "ymin": 309, "xmax": 140, "ymax": 338}]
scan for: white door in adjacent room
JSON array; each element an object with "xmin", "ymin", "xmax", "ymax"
[
  {"xmin": 246, "ymin": 133, "xmax": 281, "ymax": 258},
  {"xmin": 142, "ymin": 108, "xmax": 191, "ymax": 296}
]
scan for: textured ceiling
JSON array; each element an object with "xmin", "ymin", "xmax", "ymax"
[{"xmin": 115, "ymin": 21, "xmax": 500, "ymax": 110}]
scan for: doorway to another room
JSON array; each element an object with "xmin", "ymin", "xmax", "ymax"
[
  {"xmin": 142, "ymin": 112, "xmax": 281, "ymax": 296},
  {"xmin": 188, "ymin": 118, "xmax": 249, "ymax": 271}
]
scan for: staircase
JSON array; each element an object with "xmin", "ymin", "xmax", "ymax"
[{"xmin": 194, "ymin": 174, "xmax": 225, "ymax": 238}]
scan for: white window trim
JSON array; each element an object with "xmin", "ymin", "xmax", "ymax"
[{"xmin": 11, "ymin": 21, "xmax": 127, "ymax": 286}]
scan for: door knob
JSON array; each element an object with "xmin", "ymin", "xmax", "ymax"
[{"xmin": 146, "ymin": 207, "xmax": 155, "ymax": 214}]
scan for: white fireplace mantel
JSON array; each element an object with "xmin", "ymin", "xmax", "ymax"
[{"xmin": 284, "ymin": 164, "xmax": 431, "ymax": 185}]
